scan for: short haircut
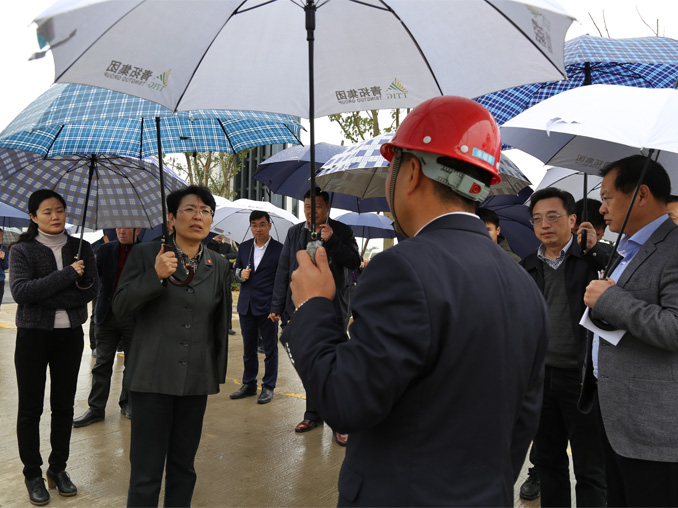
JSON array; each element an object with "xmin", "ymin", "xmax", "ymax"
[
  {"xmin": 432, "ymin": 156, "xmax": 493, "ymax": 212},
  {"xmin": 528, "ymin": 187, "xmax": 576, "ymax": 216},
  {"xmin": 668, "ymin": 195, "xmax": 678, "ymax": 204},
  {"xmin": 476, "ymin": 207, "xmax": 500, "ymax": 227},
  {"xmin": 303, "ymin": 187, "xmax": 330, "ymax": 204},
  {"xmin": 600, "ymin": 155, "xmax": 670, "ymax": 203},
  {"xmin": 574, "ymin": 199, "xmax": 605, "ymax": 229},
  {"xmin": 249, "ymin": 210, "xmax": 271, "ymax": 223},
  {"xmin": 166, "ymin": 185, "xmax": 216, "ymax": 216}
]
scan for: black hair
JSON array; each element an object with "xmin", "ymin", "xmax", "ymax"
[
  {"xmin": 433, "ymin": 156, "xmax": 493, "ymax": 212},
  {"xmin": 668, "ymin": 195, "xmax": 678, "ymax": 204},
  {"xmin": 476, "ymin": 207, "xmax": 500, "ymax": 227},
  {"xmin": 166, "ymin": 185, "xmax": 216, "ymax": 216},
  {"xmin": 17, "ymin": 189, "xmax": 67, "ymax": 243},
  {"xmin": 249, "ymin": 210, "xmax": 271, "ymax": 223},
  {"xmin": 528, "ymin": 187, "xmax": 576, "ymax": 216},
  {"xmin": 303, "ymin": 187, "xmax": 330, "ymax": 204},
  {"xmin": 600, "ymin": 155, "xmax": 670, "ymax": 203},
  {"xmin": 574, "ymin": 199, "xmax": 605, "ymax": 229}
]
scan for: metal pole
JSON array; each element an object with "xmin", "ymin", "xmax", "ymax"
[
  {"xmin": 305, "ymin": 0, "xmax": 317, "ymax": 240},
  {"xmin": 155, "ymin": 117, "xmax": 169, "ymax": 243},
  {"xmin": 76, "ymin": 154, "xmax": 96, "ymax": 260}
]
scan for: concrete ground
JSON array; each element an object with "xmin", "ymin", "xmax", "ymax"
[{"xmin": 0, "ymin": 283, "xmax": 554, "ymax": 507}]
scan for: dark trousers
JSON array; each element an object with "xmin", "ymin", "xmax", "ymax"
[
  {"xmin": 602, "ymin": 414, "xmax": 678, "ymax": 507},
  {"xmin": 127, "ymin": 391, "xmax": 208, "ymax": 508},
  {"xmin": 14, "ymin": 326, "xmax": 84, "ymax": 479},
  {"xmin": 0, "ymin": 278, "xmax": 5, "ymax": 309},
  {"xmin": 89, "ymin": 313, "xmax": 134, "ymax": 412},
  {"xmin": 89, "ymin": 296, "xmax": 98, "ymax": 350},
  {"xmin": 533, "ymin": 366, "xmax": 606, "ymax": 507},
  {"xmin": 239, "ymin": 312, "xmax": 278, "ymax": 390}
]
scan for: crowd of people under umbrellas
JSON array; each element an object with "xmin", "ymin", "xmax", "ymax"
[{"xmin": 6, "ymin": 96, "xmax": 678, "ymax": 508}]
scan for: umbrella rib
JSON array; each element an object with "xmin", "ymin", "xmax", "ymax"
[
  {"xmin": 484, "ymin": 0, "xmax": 566, "ymax": 81},
  {"xmin": 217, "ymin": 119, "xmax": 237, "ymax": 153},
  {"xmin": 43, "ymin": 125, "xmax": 65, "ymax": 158}
]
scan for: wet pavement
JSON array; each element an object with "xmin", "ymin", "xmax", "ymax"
[{"xmin": 0, "ymin": 286, "xmax": 553, "ymax": 507}]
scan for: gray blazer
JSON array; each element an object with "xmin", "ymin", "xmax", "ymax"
[
  {"xmin": 590, "ymin": 217, "xmax": 678, "ymax": 462},
  {"xmin": 112, "ymin": 241, "xmax": 230, "ymax": 396}
]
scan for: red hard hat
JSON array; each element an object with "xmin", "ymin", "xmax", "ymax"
[{"xmin": 381, "ymin": 96, "xmax": 502, "ymax": 185}]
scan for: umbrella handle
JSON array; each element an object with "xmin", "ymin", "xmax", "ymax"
[
  {"xmin": 76, "ymin": 278, "xmax": 96, "ymax": 290},
  {"xmin": 161, "ymin": 244, "xmax": 195, "ymax": 287}
]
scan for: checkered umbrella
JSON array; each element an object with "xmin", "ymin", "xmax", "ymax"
[
  {"xmin": 475, "ymin": 35, "xmax": 678, "ymax": 130},
  {"xmin": 316, "ymin": 132, "xmax": 531, "ymax": 200},
  {"xmin": 0, "ymin": 83, "xmax": 303, "ymax": 158},
  {"xmin": 0, "ymin": 149, "xmax": 186, "ymax": 230}
]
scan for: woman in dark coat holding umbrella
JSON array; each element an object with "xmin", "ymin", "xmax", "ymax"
[
  {"xmin": 10, "ymin": 189, "xmax": 98, "ymax": 506},
  {"xmin": 113, "ymin": 185, "xmax": 230, "ymax": 507}
]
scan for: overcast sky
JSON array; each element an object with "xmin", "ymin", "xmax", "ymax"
[{"xmin": 1, "ymin": 0, "xmax": 677, "ymax": 186}]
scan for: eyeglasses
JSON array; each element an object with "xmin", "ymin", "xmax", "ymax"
[
  {"xmin": 177, "ymin": 206, "xmax": 214, "ymax": 218},
  {"xmin": 250, "ymin": 223, "xmax": 270, "ymax": 230},
  {"xmin": 529, "ymin": 213, "xmax": 568, "ymax": 226}
]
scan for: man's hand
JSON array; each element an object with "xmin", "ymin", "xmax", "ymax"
[
  {"xmin": 70, "ymin": 260, "xmax": 85, "ymax": 277},
  {"xmin": 290, "ymin": 246, "xmax": 336, "ymax": 309},
  {"xmin": 240, "ymin": 268, "xmax": 251, "ymax": 281},
  {"xmin": 268, "ymin": 313, "xmax": 280, "ymax": 322},
  {"xmin": 318, "ymin": 223, "xmax": 333, "ymax": 242},
  {"xmin": 0, "ymin": 250, "xmax": 5, "ymax": 260},
  {"xmin": 584, "ymin": 278, "xmax": 615, "ymax": 308},
  {"xmin": 577, "ymin": 221, "xmax": 598, "ymax": 252},
  {"xmin": 155, "ymin": 247, "xmax": 178, "ymax": 280}
]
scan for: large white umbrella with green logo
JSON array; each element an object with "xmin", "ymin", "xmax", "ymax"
[{"xmin": 33, "ymin": 0, "xmax": 574, "ymax": 233}]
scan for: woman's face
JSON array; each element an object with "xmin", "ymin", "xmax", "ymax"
[
  {"xmin": 169, "ymin": 194, "xmax": 213, "ymax": 244},
  {"xmin": 31, "ymin": 197, "xmax": 66, "ymax": 235}
]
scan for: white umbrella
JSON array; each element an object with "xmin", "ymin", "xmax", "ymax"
[
  {"xmin": 501, "ymin": 84, "xmax": 678, "ymax": 186},
  {"xmin": 33, "ymin": 0, "xmax": 573, "ymax": 117},
  {"xmin": 532, "ymin": 166, "xmax": 603, "ymax": 200},
  {"xmin": 211, "ymin": 199, "xmax": 298, "ymax": 243}
]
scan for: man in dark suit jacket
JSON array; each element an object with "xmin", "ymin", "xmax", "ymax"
[
  {"xmin": 73, "ymin": 227, "xmax": 141, "ymax": 427},
  {"xmin": 582, "ymin": 155, "xmax": 678, "ymax": 507},
  {"xmin": 229, "ymin": 211, "xmax": 283, "ymax": 404},
  {"xmin": 270, "ymin": 187, "xmax": 361, "ymax": 442},
  {"xmin": 282, "ymin": 96, "xmax": 549, "ymax": 506}
]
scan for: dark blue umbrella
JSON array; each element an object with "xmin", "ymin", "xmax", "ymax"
[
  {"xmin": 0, "ymin": 202, "xmax": 31, "ymax": 228},
  {"xmin": 475, "ymin": 35, "xmax": 678, "ymax": 130},
  {"xmin": 480, "ymin": 187, "xmax": 539, "ymax": 260},
  {"xmin": 254, "ymin": 143, "xmax": 389, "ymax": 212},
  {"xmin": 334, "ymin": 212, "xmax": 395, "ymax": 239}
]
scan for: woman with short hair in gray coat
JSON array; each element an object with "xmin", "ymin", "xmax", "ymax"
[{"xmin": 10, "ymin": 189, "xmax": 98, "ymax": 506}]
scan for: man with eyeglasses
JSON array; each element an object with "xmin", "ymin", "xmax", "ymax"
[
  {"xmin": 520, "ymin": 187, "xmax": 609, "ymax": 508},
  {"xmin": 230, "ymin": 211, "xmax": 283, "ymax": 404}
]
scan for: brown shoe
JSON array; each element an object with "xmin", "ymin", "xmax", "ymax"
[
  {"xmin": 295, "ymin": 419, "xmax": 320, "ymax": 433},
  {"xmin": 334, "ymin": 432, "xmax": 348, "ymax": 446}
]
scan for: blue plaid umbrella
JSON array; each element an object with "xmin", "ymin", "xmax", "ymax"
[
  {"xmin": 0, "ymin": 149, "xmax": 185, "ymax": 231},
  {"xmin": 254, "ymin": 142, "xmax": 388, "ymax": 212},
  {"xmin": 316, "ymin": 132, "xmax": 531, "ymax": 199},
  {"xmin": 475, "ymin": 35, "xmax": 678, "ymax": 129},
  {"xmin": 0, "ymin": 83, "xmax": 303, "ymax": 158}
]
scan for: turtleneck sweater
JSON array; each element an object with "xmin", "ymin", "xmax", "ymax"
[{"xmin": 35, "ymin": 230, "xmax": 71, "ymax": 328}]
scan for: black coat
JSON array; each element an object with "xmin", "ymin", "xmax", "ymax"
[
  {"xmin": 282, "ymin": 214, "xmax": 549, "ymax": 506},
  {"xmin": 234, "ymin": 238, "xmax": 282, "ymax": 316}
]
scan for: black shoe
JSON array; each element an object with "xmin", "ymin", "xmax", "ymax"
[
  {"xmin": 120, "ymin": 405, "xmax": 132, "ymax": 419},
  {"xmin": 229, "ymin": 384, "xmax": 257, "ymax": 399},
  {"xmin": 72, "ymin": 408, "xmax": 104, "ymax": 428},
  {"xmin": 519, "ymin": 467, "xmax": 540, "ymax": 500},
  {"xmin": 228, "ymin": 329, "xmax": 237, "ymax": 335},
  {"xmin": 257, "ymin": 387, "xmax": 274, "ymax": 404},
  {"xmin": 25, "ymin": 477, "xmax": 50, "ymax": 506},
  {"xmin": 46, "ymin": 469, "xmax": 77, "ymax": 497},
  {"xmin": 257, "ymin": 345, "xmax": 265, "ymax": 354}
]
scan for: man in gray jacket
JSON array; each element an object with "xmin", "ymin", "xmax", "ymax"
[{"xmin": 582, "ymin": 155, "xmax": 678, "ymax": 507}]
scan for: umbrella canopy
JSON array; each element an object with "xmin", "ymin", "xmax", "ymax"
[
  {"xmin": 254, "ymin": 142, "xmax": 388, "ymax": 212},
  {"xmin": 211, "ymin": 199, "xmax": 299, "ymax": 243},
  {"xmin": 334, "ymin": 212, "xmax": 395, "ymax": 240},
  {"xmin": 33, "ymin": 1, "xmax": 573, "ymax": 117},
  {"xmin": 0, "ymin": 202, "xmax": 31, "ymax": 228},
  {"xmin": 532, "ymin": 166, "xmax": 603, "ymax": 200},
  {"xmin": 0, "ymin": 83, "xmax": 303, "ymax": 158},
  {"xmin": 475, "ymin": 35, "xmax": 678, "ymax": 127},
  {"xmin": 316, "ymin": 132, "xmax": 532, "ymax": 199},
  {"xmin": 500, "ymin": 85, "xmax": 678, "ymax": 185},
  {"xmin": 0, "ymin": 149, "xmax": 186, "ymax": 230},
  {"xmin": 479, "ymin": 187, "xmax": 540, "ymax": 260}
]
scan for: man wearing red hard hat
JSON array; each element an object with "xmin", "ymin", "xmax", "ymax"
[{"xmin": 282, "ymin": 96, "xmax": 549, "ymax": 506}]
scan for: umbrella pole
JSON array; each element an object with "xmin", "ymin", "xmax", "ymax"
[
  {"xmin": 580, "ymin": 173, "xmax": 588, "ymax": 249},
  {"xmin": 76, "ymin": 154, "xmax": 96, "ymax": 261},
  {"xmin": 305, "ymin": 0, "xmax": 318, "ymax": 240},
  {"xmin": 155, "ymin": 117, "xmax": 169, "ymax": 243}
]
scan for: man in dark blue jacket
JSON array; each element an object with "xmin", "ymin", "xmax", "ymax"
[
  {"xmin": 73, "ymin": 227, "xmax": 141, "ymax": 427},
  {"xmin": 282, "ymin": 96, "xmax": 549, "ymax": 506},
  {"xmin": 230, "ymin": 211, "xmax": 283, "ymax": 404}
]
